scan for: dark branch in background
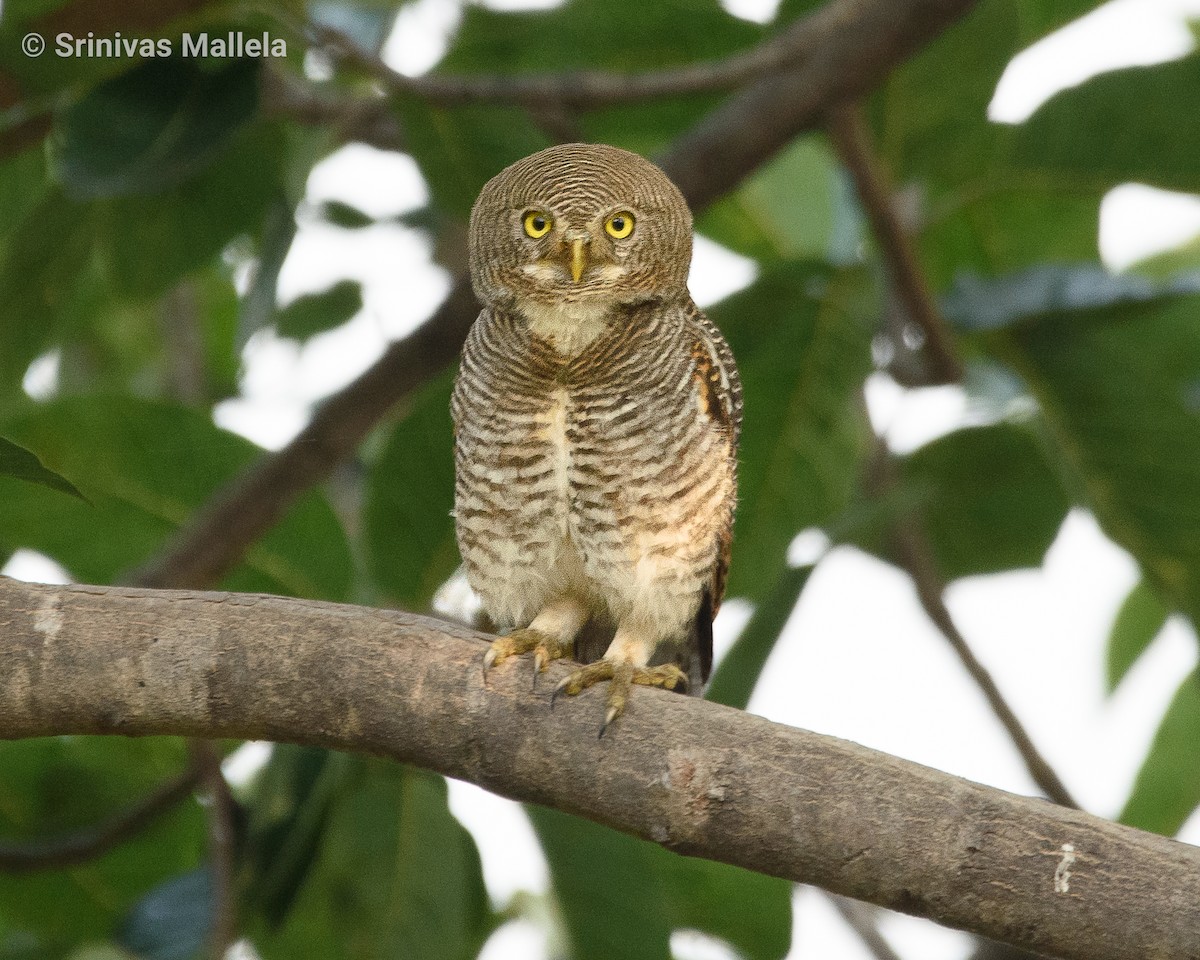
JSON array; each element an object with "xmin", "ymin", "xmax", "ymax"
[
  {"xmin": 189, "ymin": 742, "xmax": 237, "ymax": 960},
  {"xmin": 132, "ymin": 0, "xmax": 980, "ymax": 593},
  {"xmin": 126, "ymin": 277, "xmax": 478, "ymax": 590},
  {"xmin": 260, "ymin": 68, "xmax": 408, "ymax": 154},
  {"xmin": 311, "ymin": 0, "xmax": 976, "ymax": 115},
  {"xmin": 827, "ymin": 103, "xmax": 963, "ymax": 384},
  {"xmin": 657, "ymin": 0, "xmax": 978, "ymax": 211},
  {"xmin": 0, "ymin": 764, "xmax": 201, "ymax": 873},
  {"xmin": 2, "ymin": 577, "xmax": 1197, "ymax": 960}
]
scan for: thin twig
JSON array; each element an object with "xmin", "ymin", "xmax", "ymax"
[
  {"xmin": 827, "ymin": 102, "xmax": 963, "ymax": 384},
  {"xmin": 190, "ymin": 742, "xmax": 238, "ymax": 959},
  {"xmin": 0, "ymin": 765, "xmax": 201, "ymax": 873},
  {"xmin": 828, "ymin": 895, "xmax": 905, "ymax": 960},
  {"xmin": 866, "ymin": 426, "xmax": 1078, "ymax": 809}
]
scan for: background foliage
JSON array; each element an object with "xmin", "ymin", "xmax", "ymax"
[{"xmin": 0, "ymin": 0, "xmax": 1197, "ymax": 956}]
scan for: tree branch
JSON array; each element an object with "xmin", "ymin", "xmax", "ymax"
[
  {"xmin": 2, "ymin": 576, "xmax": 1197, "ymax": 960},
  {"xmin": 0, "ymin": 763, "xmax": 200, "ymax": 873},
  {"xmin": 827, "ymin": 102, "xmax": 963, "ymax": 384},
  {"xmin": 309, "ymin": 0, "xmax": 972, "ymax": 110},
  {"xmin": 130, "ymin": 0, "xmax": 979, "ymax": 593}
]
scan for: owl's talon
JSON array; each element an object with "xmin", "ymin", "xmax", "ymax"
[
  {"xmin": 483, "ymin": 628, "xmax": 572, "ymax": 684},
  {"xmin": 553, "ymin": 661, "xmax": 688, "ymax": 733},
  {"xmin": 599, "ymin": 705, "xmax": 620, "ymax": 739}
]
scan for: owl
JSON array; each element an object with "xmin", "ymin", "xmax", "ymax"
[{"xmin": 452, "ymin": 143, "xmax": 742, "ymax": 734}]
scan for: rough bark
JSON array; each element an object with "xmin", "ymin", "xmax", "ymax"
[{"xmin": 2, "ymin": 576, "xmax": 1197, "ymax": 960}]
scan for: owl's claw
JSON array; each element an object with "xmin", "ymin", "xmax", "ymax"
[
  {"xmin": 550, "ymin": 661, "xmax": 688, "ymax": 735},
  {"xmin": 482, "ymin": 628, "xmax": 571, "ymax": 685}
]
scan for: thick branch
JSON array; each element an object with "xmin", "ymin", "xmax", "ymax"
[
  {"xmin": 313, "ymin": 0, "xmax": 971, "ymax": 110},
  {"xmin": 2, "ymin": 576, "xmax": 1197, "ymax": 960},
  {"xmin": 657, "ymin": 0, "xmax": 977, "ymax": 211}
]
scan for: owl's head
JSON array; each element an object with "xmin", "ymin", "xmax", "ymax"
[{"xmin": 468, "ymin": 143, "xmax": 693, "ymax": 312}]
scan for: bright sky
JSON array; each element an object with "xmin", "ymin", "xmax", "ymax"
[{"xmin": 7, "ymin": 1, "xmax": 1200, "ymax": 957}]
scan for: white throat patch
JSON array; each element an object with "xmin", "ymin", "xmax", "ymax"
[{"xmin": 522, "ymin": 299, "xmax": 612, "ymax": 356}]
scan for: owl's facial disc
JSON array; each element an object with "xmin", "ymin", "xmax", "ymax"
[
  {"xmin": 468, "ymin": 144, "xmax": 694, "ymax": 313},
  {"xmin": 517, "ymin": 210, "xmax": 630, "ymax": 293}
]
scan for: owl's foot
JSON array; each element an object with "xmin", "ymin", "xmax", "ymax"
[
  {"xmin": 482, "ymin": 628, "xmax": 573, "ymax": 688},
  {"xmin": 551, "ymin": 661, "xmax": 688, "ymax": 737}
]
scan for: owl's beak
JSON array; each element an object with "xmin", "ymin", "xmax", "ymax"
[{"xmin": 569, "ymin": 238, "xmax": 587, "ymax": 283}]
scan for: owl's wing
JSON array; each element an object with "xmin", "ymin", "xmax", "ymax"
[
  {"xmin": 685, "ymin": 302, "xmax": 742, "ymax": 684},
  {"xmin": 687, "ymin": 303, "xmax": 743, "ymax": 446}
]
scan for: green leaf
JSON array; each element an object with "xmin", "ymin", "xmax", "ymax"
[
  {"xmin": 0, "ymin": 436, "xmax": 84, "ymax": 500},
  {"xmin": 54, "ymin": 57, "xmax": 261, "ymax": 199},
  {"xmin": 897, "ymin": 422, "xmax": 1070, "ymax": 580},
  {"xmin": 241, "ymin": 747, "xmax": 351, "ymax": 927},
  {"xmin": 235, "ymin": 196, "xmax": 297, "ymax": 351},
  {"xmin": 706, "ymin": 564, "xmax": 814, "ymax": 709},
  {"xmin": 95, "ymin": 121, "xmax": 288, "ymax": 300},
  {"xmin": 699, "ymin": 134, "xmax": 861, "ymax": 264},
  {"xmin": 869, "ymin": 0, "xmax": 1108, "ymax": 293},
  {"xmin": 529, "ymin": 805, "xmax": 790, "ymax": 960},
  {"xmin": 714, "ymin": 264, "xmax": 873, "ymax": 601},
  {"xmin": 314, "ymin": 200, "xmax": 375, "ymax": 230},
  {"xmin": 275, "ymin": 281, "xmax": 363, "ymax": 343},
  {"xmin": 0, "ymin": 395, "xmax": 352, "ymax": 598},
  {"xmin": 1119, "ymin": 667, "xmax": 1200, "ymax": 836},
  {"xmin": 116, "ymin": 867, "xmax": 211, "ymax": 960},
  {"xmin": 920, "ymin": 186, "xmax": 1101, "ymax": 294},
  {"xmin": 1014, "ymin": 54, "xmax": 1200, "ymax": 194},
  {"xmin": 985, "ymin": 281, "xmax": 1200, "ymax": 632},
  {"xmin": 1106, "ymin": 581, "xmax": 1171, "ymax": 695},
  {"xmin": 395, "ymin": 101, "xmax": 550, "ymax": 220},
  {"xmin": 0, "ymin": 189, "xmax": 93, "ymax": 397},
  {"xmin": 364, "ymin": 370, "xmax": 459, "ymax": 609},
  {"xmin": 0, "ymin": 738, "xmax": 205, "ymax": 952},
  {"xmin": 877, "ymin": 0, "xmax": 1104, "ymax": 188},
  {"xmin": 663, "ymin": 857, "xmax": 791, "ymax": 960},
  {"xmin": 254, "ymin": 763, "xmax": 491, "ymax": 960},
  {"xmin": 531, "ymin": 806, "xmax": 670, "ymax": 960}
]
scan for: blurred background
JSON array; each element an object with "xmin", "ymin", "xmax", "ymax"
[{"xmin": 1, "ymin": 0, "xmax": 1199, "ymax": 956}]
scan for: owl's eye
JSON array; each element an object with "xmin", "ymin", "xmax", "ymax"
[
  {"xmin": 604, "ymin": 212, "xmax": 635, "ymax": 239},
  {"xmin": 523, "ymin": 211, "xmax": 552, "ymax": 238}
]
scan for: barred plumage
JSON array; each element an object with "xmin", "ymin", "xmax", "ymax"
[{"xmin": 454, "ymin": 143, "xmax": 740, "ymax": 730}]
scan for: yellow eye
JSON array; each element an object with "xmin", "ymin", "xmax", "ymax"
[
  {"xmin": 523, "ymin": 211, "xmax": 552, "ymax": 238},
  {"xmin": 604, "ymin": 211, "xmax": 635, "ymax": 239}
]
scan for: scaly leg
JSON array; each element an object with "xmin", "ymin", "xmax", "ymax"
[
  {"xmin": 482, "ymin": 597, "xmax": 588, "ymax": 687},
  {"xmin": 551, "ymin": 626, "xmax": 687, "ymax": 736}
]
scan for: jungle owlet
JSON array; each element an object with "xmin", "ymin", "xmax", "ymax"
[{"xmin": 452, "ymin": 143, "xmax": 742, "ymax": 734}]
